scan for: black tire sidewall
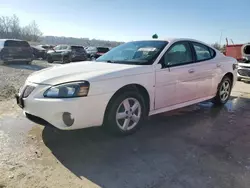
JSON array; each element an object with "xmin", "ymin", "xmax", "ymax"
[
  {"xmin": 215, "ymin": 77, "xmax": 232, "ymax": 104},
  {"xmin": 62, "ymin": 56, "xmax": 70, "ymax": 64},
  {"xmin": 105, "ymin": 91, "xmax": 146, "ymax": 135},
  {"xmin": 47, "ymin": 56, "xmax": 53, "ymax": 63}
]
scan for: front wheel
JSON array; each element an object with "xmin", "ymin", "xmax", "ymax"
[
  {"xmin": 62, "ymin": 56, "xmax": 71, "ymax": 64},
  {"xmin": 104, "ymin": 91, "xmax": 146, "ymax": 135},
  {"xmin": 47, "ymin": 56, "xmax": 54, "ymax": 63},
  {"xmin": 212, "ymin": 76, "xmax": 232, "ymax": 105}
]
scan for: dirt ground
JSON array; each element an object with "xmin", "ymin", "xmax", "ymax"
[{"xmin": 1, "ymin": 70, "xmax": 250, "ymax": 187}]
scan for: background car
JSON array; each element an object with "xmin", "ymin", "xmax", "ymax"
[
  {"xmin": 37, "ymin": 44, "xmax": 55, "ymax": 51},
  {"xmin": 0, "ymin": 39, "xmax": 33, "ymax": 65},
  {"xmin": 46, "ymin": 45, "xmax": 88, "ymax": 63},
  {"xmin": 237, "ymin": 44, "xmax": 250, "ymax": 81},
  {"xmin": 85, "ymin": 46, "xmax": 109, "ymax": 60},
  {"xmin": 31, "ymin": 46, "xmax": 47, "ymax": 59}
]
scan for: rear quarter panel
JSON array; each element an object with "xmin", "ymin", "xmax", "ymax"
[{"xmin": 217, "ymin": 53, "xmax": 237, "ymax": 86}]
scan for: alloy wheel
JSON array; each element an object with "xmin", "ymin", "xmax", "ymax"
[
  {"xmin": 116, "ymin": 97, "xmax": 142, "ymax": 131},
  {"xmin": 219, "ymin": 80, "xmax": 231, "ymax": 102}
]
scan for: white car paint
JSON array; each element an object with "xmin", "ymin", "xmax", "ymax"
[{"xmin": 19, "ymin": 38, "xmax": 237, "ymax": 130}]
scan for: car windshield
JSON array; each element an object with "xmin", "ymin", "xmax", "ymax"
[{"xmin": 96, "ymin": 41, "xmax": 168, "ymax": 65}]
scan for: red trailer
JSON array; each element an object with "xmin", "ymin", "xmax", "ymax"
[{"xmin": 225, "ymin": 44, "xmax": 243, "ymax": 60}]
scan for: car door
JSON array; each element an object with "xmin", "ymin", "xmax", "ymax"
[
  {"xmin": 190, "ymin": 42, "xmax": 217, "ymax": 98},
  {"xmin": 53, "ymin": 45, "xmax": 66, "ymax": 60},
  {"xmin": 155, "ymin": 41, "xmax": 196, "ymax": 109}
]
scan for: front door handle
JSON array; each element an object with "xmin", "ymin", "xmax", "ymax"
[{"xmin": 188, "ymin": 69, "xmax": 195, "ymax": 73}]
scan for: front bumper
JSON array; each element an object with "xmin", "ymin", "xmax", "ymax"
[
  {"xmin": 17, "ymin": 83, "xmax": 113, "ymax": 130},
  {"xmin": 237, "ymin": 68, "xmax": 250, "ymax": 80}
]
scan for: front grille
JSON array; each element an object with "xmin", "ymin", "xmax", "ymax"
[
  {"xmin": 22, "ymin": 85, "xmax": 35, "ymax": 98},
  {"xmin": 238, "ymin": 69, "xmax": 250, "ymax": 77}
]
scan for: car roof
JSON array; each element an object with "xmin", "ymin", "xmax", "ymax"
[
  {"xmin": 96, "ymin": 46, "xmax": 109, "ymax": 48},
  {"xmin": 0, "ymin": 39, "xmax": 26, "ymax": 42},
  {"xmin": 133, "ymin": 38, "xmax": 210, "ymax": 44}
]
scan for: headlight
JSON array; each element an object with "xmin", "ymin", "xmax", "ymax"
[{"xmin": 44, "ymin": 81, "xmax": 90, "ymax": 98}]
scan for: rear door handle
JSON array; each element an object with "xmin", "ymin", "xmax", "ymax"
[{"xmin": 188, "ymin": 69, "xmax": 195, "ymax": 73}]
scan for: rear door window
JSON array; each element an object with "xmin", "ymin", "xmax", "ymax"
[
  {"xmin": 71, "ymin": 46, "xmax": 85, "ymax": 53},
  {"xmin": 192, "ymin": 42, "xmax": 212, "ymax": 61}
]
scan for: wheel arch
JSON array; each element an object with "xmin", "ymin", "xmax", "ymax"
[
  {"xmin": 217, "ymin": 72, "xmax": 234, "ymax": 90},
  {"xmin": 103, "ymin": 84, "xmax": 151, "ymax": 123},
  {"xmin": 224, "ymin": 72, "xmax": 234, "ymax": 83}
]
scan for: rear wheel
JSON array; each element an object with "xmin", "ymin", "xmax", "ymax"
[
  {"xmin": 104, "ymin": 91, "xmax": 146, "ymax": 135},
  {"xmin": 212, "ymin": 76, "xmax": 232, "ymax": 105}
]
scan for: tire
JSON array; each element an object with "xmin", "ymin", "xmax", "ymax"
[
  {"xmin": 104, "ymin": 91, "xmax": 147, "ymax": 135},
  {"xmin": 62, "ymin": 56, "xmax": 71, "ymax": 64},
  {"xmin": 237, "ymin": 77, "xmax": 242, "ymax": 81},
  {"xmin": 212, "ymin": 76, "xmax": 232, "ymax": 105},
  {"xmin": 47, "ymin": 56, "xmax": 54, "ymax": 63}
]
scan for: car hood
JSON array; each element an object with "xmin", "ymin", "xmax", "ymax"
[{"xmin": 27, "ymin": 61, "xmax": 152, "ymax": 85}]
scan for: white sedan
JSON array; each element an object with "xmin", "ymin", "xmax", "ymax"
[{"xmin": 16, "ymin": 38, "xmax": 237, "ymax": 135}]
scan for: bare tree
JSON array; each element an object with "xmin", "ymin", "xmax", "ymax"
[
  {"xmin": 0, "ymin": 15, "xmax": 42, "ymax": 41},
  {"xmin": 22, "ymin": 21, "xmax": 42, "ymax": 41},
  {"xmin": 211, "ymin": 42, "xmax": 222, "ymax": 51},
  {"xmin": 9, "ymin": 15, "xmax": 21, "ymax": 39},
  {"xmin": 0, "ymin": 16, "xmax": 12, "ymax": 38}
]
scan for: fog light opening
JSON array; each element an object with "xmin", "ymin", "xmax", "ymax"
[{"xmin": 62, "ymin": 112, "xmax": 74, "ymax": 127}]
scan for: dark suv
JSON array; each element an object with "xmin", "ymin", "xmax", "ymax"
[
  {"xmin": 85, "ymin": 47, "xmax": 109, "ymax": 60},
  {"xmin": 46, "ymin": 45, "xmax": 88, "ymax": 63},
  {"xmin": 0, "ymin": 39, "xmax": 33, "ymax": 64}
]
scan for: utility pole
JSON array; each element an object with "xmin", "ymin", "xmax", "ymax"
[{"xmin": 219, "ymin": 30, "xmax": 223, "ymax": 46}]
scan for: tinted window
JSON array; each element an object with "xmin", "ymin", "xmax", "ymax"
[
  {"xmin": 60, "ymin": 45, "xmax": 69, "ymax": 50},
  {"xmin": 163, "ymin": 42, "xmax": 193, "ymax": 66},
  {"xmin": 54, "ymin": 45, "xmax": 61, "ymax": 50},
  {"xmin": 96, "ymin": 40, "xmax": 168, "ymax": 65},
  {"xmin": 4, "ymin": 40, "xmax": 30, "ymax": 47},
  {"xmin": 193, "ymin": 42, "xmax": 212, "ymax": 61},
  {"xmin": 209, "ymin": 48, "xmax": 215, "ymax": 57},
  {"xmin": 71, "ymin": 46, "xmax": 86, "ymax": 53},
  {"xmin": 97, "ymin": 47, "xmax": 109, "ymax": 53}
]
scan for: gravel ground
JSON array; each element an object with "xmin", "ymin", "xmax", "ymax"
[{"xmin": 0, "ymin": 60, "xmax": 56, "ymax": 101}]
